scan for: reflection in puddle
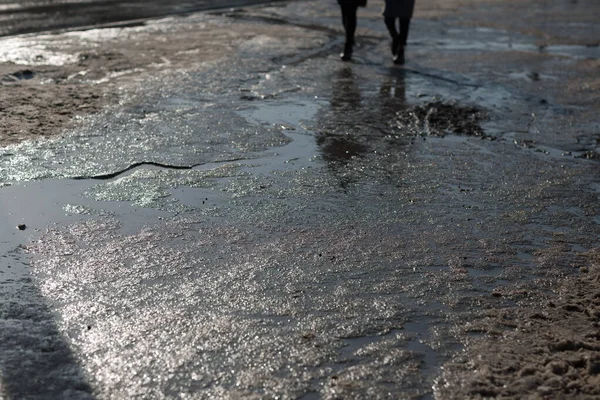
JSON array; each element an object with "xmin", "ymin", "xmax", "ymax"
[
  {"xmin": 318, "ymin": 67, "xmax": 368, "ymax": 165},
  {"xmin": 317, "ymin": 66, "xmax": 410, "ymax": 189}
]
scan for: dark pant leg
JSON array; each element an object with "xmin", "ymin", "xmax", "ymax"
[
  {"xmin": 384, "ymin": 17, "xmax": 398, "ymax": 38},
  {"xmin": 398, "ymin": 17, "xmax": 411, "ymax": 45},
  {"xmin": 340, "ymin": 3, "xmax": 358, "ymax": 44}
]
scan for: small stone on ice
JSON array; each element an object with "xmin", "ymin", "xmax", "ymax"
[{"xmin": 17, "ymin": 224, "xmax": 26, "ymax": 231}]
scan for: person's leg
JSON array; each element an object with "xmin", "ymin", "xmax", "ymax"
[
  {"xmin": 391, "ymin": 18, "xmax": 410, "ymax": 64},
  {"xmin": 384, "ymin": 17, "xmax": 398, "ymax": 39},
  {"xmin": 385, "ymin": 17, "xmax": 401, "ymax": 56},
  {"xmin": 339, "ymin": 3, "xmax": 348, "ymax": 31},
  {"xmin": 342, "ymin": 4, "xmax": 357, "ymax": 45},
  {"xmin": 398, "ymin": 17, "xmax": 411, "ymax": 46},
  {"xmin": 340, "ymin": 3, "xmax": 357, "ymax": 60}
]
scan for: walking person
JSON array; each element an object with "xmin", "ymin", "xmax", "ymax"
[
  {"xmin": 337, "ymin": 0, "xmax": 366, "ymax": 61},
  {"xmin": 383, "ymin": 0, "xmax": 415, "ymax": 64}
]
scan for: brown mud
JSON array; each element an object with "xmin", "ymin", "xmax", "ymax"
[
  {"xmin": 435, "ymin": 250, "xmax": 600, "ymax": 399},
  {"xmin": 0, "ymin": 11, "xmax": 323, "ymax": 147},
  {"xmin": 0, "ymin": 65, "xmax": 110, "ymax": 145},
  {"xmin": 0, "ymin": 20, "xmax": 230, "ymax": 146}
]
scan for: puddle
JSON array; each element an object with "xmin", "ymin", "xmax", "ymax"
[
  {"xmin": 542, "ymin": 44, "xmax": 600, "ymax": 59},
  {"xmin": 235, "ymin": 99, "xmax": 324, "ymax": 171},
  {"xmin": 0, "ymin": 178, "xmax": 172, "ymax": 276},
  {"xmin": 396, "ymin": 100, "xmax": 488, "ymax": 138},
  {"xmin": 2, "ymin": 69, "xmax": 36, "ymax": 81},
  {"xmin": 0, "ymin": 180, "xmax": 94, "ymax": 253},
  {"xmin": 170, "ymin": 186, "xmax": 229, "ymax": 213},
  {"xmin": 402, "ymin": 320, "xmax": 448, "ymax": 382},
  {"xmin": 507, "ymin": 70, "xmax": 557, "ymax": 82}
]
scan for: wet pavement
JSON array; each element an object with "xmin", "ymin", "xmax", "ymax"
[
  {"xmin": 0, "ymin": 0, "xmax": 286, "ymax": 36},
  {"xmin": 1, "ymin": 0, "xmax": 599, "ymax": 399}
]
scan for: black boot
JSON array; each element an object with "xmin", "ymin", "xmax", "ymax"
[
  {"xmin": 393, "ymin": 45, "xmax": 405, "ymax": 64},
  {"xmin": 341, "ymin": 40, "xmax": 353, "ymax": 61},
  {"xmin": 391, "ymin": 35, "xmax": 400, "ymax": 56}
]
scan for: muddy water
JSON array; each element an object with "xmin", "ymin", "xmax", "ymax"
[{"xmin": 1, "ymin": 1, "xmax": 599, "ymax": 399}]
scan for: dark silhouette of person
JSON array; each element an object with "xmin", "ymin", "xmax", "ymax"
[
  {"xmin": 337, "ymin": 0, "xmax": 364, "ymax": 61},
  {"xmin": 383, "ymin": 0, "xmax": 415, "ymax": 64}
]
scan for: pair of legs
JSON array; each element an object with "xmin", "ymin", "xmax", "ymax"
[
  {"xmin": 339, "ymin": 2, "xmax": 358, "ymax": 61},
  {"xmin": 384, "ymin": 17, "xmax": 411, "ymax": 63}
]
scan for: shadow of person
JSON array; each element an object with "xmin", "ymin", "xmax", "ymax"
[{"xmin": 0, "ymin": 246, "xmax": 95, "ymax": 399}]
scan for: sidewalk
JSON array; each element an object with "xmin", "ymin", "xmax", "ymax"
[{"xmin": 0, "ymin": 1, "xmax": 599, "ymax": 398}]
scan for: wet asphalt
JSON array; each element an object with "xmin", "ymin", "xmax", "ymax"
[
  {"xmin": 0, "ymin": 0, "xmax": 287, "ymax": 36},
  {"xmin": 1, "ymin": 0, "xmax": 600, "ymax": 399}
]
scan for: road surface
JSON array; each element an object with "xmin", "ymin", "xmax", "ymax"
[
  {"xmin": 0, "ymin": 0, "xmax": 599, "ymax": 398},
  {"xmin": 0, "ymin": 0, "xmax": 287, "ymax": 36}
]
